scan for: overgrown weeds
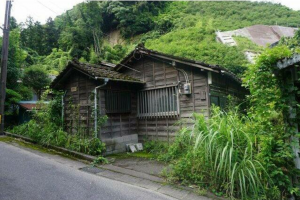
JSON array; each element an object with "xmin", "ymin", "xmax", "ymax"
[
  {"xmin": 11, "ymin": 116, "xmax": 106, "ymax": 156},
  {"xmin": 161, "ymin": 107, "xmax": 267, "ymax": 199},
  {"xmin": 10, "ymin": 91, "xmax": 106, "ymax": 156}
]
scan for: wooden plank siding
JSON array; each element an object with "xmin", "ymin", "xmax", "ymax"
[
  {"xmin": 121, "ymin": 57, "xmax": 209, "ymax": 142},
  {"xmin": 98, "ymin": 81, "xmax": 139, "ymax": 140},
  {"xmin": 209, "ymin": 73, "xmax": 247, "ymax": 101},
  {"xmin": 62, "ymin": 71, "xmax": 96, "ymax": 137},
  {"xmin": 61, "ymin": 71, "xmax": 140, "ymax": 141}
]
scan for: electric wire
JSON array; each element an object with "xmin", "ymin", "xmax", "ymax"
[
  {"xmin": 145, "ymin": 53, "xmax": 190, "ymax": 84},
  {"xmin": 45, "ymin": 0, "xmax": 65, "ymax": 12},
  {"xmin": 118, "ymin": 63, "xmax": 141, "ymax": 73},
  {"xmin": 17, "ymin": 1, "xmax": 41, "ymax": 21},
  {"xmin": 35, "ymin": 0, "xmax": 58, "ymax": 15}
]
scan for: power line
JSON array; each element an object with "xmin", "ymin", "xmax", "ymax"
[
  {"xmin": 17, "ymin": 1, "xmax": 41, "ymax": 20},
  {"xmin": 36, "ymin": 0, "xmax": 59, "ymax": 15},
  {"xmin": 45, "ymin": 0, "xmax": 65, "ymax": 12}
]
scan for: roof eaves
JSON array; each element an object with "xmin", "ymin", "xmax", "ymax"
[
  {"xmin": 117, "ymin": 46, "xmax": 241, "ymax": 82},
  {"xmin": 51, "ymin": 60, "xmax": 143, "ymax": 89},
  {"xmin": 94, "ymin": 76, "xmax": 145, "ymax": 84},
  {"xmin": 277, "ymin": 54, "xmax": 300, "ymax": 70},
  {"xmin": 50, "ymin": 62, "xmax": 74, "ymax": 89}
]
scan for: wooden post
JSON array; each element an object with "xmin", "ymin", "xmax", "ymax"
[{"xmin": 0, "ymin": 0, "xmax": 12, "ymax": 135}]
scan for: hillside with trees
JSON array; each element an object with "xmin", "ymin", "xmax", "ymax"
[{"xmin": 1, "ymin": 1, "xmax": 300, "ymax": 113}]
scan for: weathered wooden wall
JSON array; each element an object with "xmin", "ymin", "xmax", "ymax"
[
  {"xmin": 98, "ymin": 81, "xmax": 139, "ymax": 140},
  {"xmin": 62, "ymin": 70, "xmax": 96, "ymax": 137},
  {"xmin": 121, "ymin": 57, "xmax": 209, "ymax": 142},
  {"xmin": 209, "ymin": 72, "xmax": 247, "ymax": 105},
  {"xmin": 62, "ymin": 70, "xmax": 140, "ymax": 141}
]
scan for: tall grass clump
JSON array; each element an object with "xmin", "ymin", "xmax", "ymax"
[
  {"xmin": 165, "ymin": 107, "xmax": 266, "ymax": 199},
  {"xmin": 163, "ymin": 46, "xmax": 300, "ymax": 199}
]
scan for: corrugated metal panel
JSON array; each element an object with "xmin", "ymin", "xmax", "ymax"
[{"xmin": 217, "ymin": 25, "xmax": 298, "ymax": 47}]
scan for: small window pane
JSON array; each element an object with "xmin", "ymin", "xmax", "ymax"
[
  {"xmin": 219, "ymin": 97, "xmax": 227, "ymax": 109},
  {"xmin": 210, "ymin": 96, "xmax": 219, "ymax": 106}
]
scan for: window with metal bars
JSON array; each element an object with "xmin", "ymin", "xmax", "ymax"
[
  {"xmin": 137, "ymin": 86, "xmax": 179, "ymax": 118},
  {"xmin": 105, "ymin": 91, "xmax": 131, "ymax": 113}
]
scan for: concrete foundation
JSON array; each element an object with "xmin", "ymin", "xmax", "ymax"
[{"xmin": 103, "ymin": 134, "xmax": 138, "ymax": 155}]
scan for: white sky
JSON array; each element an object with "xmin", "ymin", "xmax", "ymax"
[
  {"xmin": 0, "ymin": 0, "xmax": 85, "ymax": 27},
  {"xmin": 0, "ymin": 0, "xmax": 299, "ymax": 28}
]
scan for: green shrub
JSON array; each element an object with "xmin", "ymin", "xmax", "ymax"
[
  {"xmin": 145, "ymin": 26, "xmax": 248, "ymax": 75},
  {"xmin": 87, "ymin": 138, "xmax": 106, "ymax": 156},
  {"xmin": 144, "ymin": 140, "xmax": 168, "ymax": 157},
  {"xmin": 11, "ymin": 119, "xmax": 106, "ymax": 156},
  {"xmin": 10, "ymin": 91, "xmax": 106, "ymax": 156},
  {"xmin": 243, "ymin": 45, "xmax": 300, "ymax": 199},
  {"xmin": 92, "ymin": 156, "xmax": 109, "ymax": 165}
]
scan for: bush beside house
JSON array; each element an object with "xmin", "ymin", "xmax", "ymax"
[{"xmin": 10, "ymin": 92, "xmax": 106, "ymax": 156}]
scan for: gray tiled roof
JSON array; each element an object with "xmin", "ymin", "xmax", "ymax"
[
  {"xmin": 51, "ymin": 60, "xmax": 143, "ymax": 88},
  {"xmin": 73, "ymin": 61, "xmax": 141, "ymax": 82}
]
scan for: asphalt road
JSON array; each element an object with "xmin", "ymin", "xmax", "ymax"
[{"xmin": 0, "ymin": 141, "xmax": 175, "ymax": 200}]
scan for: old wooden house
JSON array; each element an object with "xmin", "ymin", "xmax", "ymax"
[{"xmin": 51, "ymin": 46, "xmax": 246, "ymax": 154}]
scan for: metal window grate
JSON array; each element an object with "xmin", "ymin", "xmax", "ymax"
[
  {"xmin": 105, "ymin": 91, "xmax": 131, "ymax": 114},
  {"xmin": 137, "ymin": 86, "xmax": 179, "ymax": 118}
]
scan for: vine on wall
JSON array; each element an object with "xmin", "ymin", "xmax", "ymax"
[{"xmin": 244, "ymin": 46, "xmax": 300, "ymax": 198}]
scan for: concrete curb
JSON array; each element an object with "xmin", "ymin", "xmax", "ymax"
[
  {"xmin": 100, "ymin": 164, "xmax": 164, "ymax": 182},
  {"xmin": 96, "ymin": 165, "xmax": 225, "ymax": 200},
  {"xmin": 4, "ymin": 132, "xmax": 97, "ymax": 162},
  {"xmin": 94, "ymin": 169, "xmax": 212, "ymax": 200}
]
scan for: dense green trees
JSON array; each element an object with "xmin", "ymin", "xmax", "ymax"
[
  {"xmin": 20, "ymin": 17, "xmax": 59, "ymax": 56},
  {"xmin": 52, "ymin": 1, "xmax": 166, "ymax": 61},
  {"xmin": 0, "ymin": 18, "xmax": 31, "ymax": 117},
  {"xmin": 13, "ymin": 1, "xmax": 300, "ymax": 76},
  {"xmin": 181, "ymin": 1, "xmax": 300, "ymax": 30},
  {"xmin": 22, "ymin": 65, "xmax": 51, "ymax": 99}
]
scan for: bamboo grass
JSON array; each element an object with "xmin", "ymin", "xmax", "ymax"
[{"xmin": 177, "ymin": 107, "xmax": 267, "ymax": 199}]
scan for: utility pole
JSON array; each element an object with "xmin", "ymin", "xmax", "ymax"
[{"xmin": 0, "ymin": 0, "xmax": 12, "ymax": 135}]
